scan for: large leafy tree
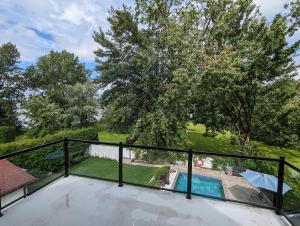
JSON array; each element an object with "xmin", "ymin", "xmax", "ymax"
[
  {"xmin": 94, "ymin": 1, "xmax": 196, "ymax": 149},
  {"xmin": 24, "ymin": 51, "xmax": 98, "ymax": 136},
  {"xmin": 26, "ymin": 50, "xmax": 89, "ymax": 110},
  {"xmin": 24, "ymin": 82, "xmax": 99, "ymax": 136},
  {"xmin": 0, "ymin": 42, "xmax": 23, "ymax": 127},
  {"xmin": 192, "ymin": 0, "xmax": 300, "ymax": 150}
]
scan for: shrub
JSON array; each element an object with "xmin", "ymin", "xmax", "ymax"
[
  {"xmin": 0, "ymin": 126, "xmax": 16, "ymax": 143},
  {"xmin": 229, "ymin": 135, "xmax": 239, "ymax": 145},
  {"xmin": 150, "ymin": 166, "xmax": 170, "ymax": 186},
  {"xmin": 0, "ymin": 127, "xmax": 98, "ymax": 176}
]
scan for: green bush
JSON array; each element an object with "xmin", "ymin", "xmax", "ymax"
[
  {"xmin": 229, "ymin": 135, "xmax": 239, "ymax": 145},
  {"xmin": 0, "ymin": 126, "xmax": 16, "ymax": 143},
  {"xmin": 0, "ymin": 127, "xmax": 98, "ymax": 176},
  {"xmin": 150, "ymin": 166, "xmax": 170, "ymax": 186}
]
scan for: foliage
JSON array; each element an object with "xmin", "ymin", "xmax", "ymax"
[
  {"xmin": 24, "ymin": 75, "xmax": 98, "ymax": 136},
  {"xmin": 0, "ymin": 126, "xmax": 16, "ymax": 143},
  {"xmin": 150, "ymin": 166, "xmax": 170, "ymax": 186},
  {"xmin": 0, "ymin": 42, "xmax": 23, "ymax": 127},
  {"xmin": 0, "ymin": 127, "xmax": 98, "ymax": 176},
  {"xmin": 23, "ymin": 50, "xmax": 98, "ymax": 136},
  {"xmin": 25, "ymin": 50, "xmax": 89, "ymax": 107},
  {"xmin": 64, "ymin": 82, "xmax": 99, "ymax": 127},
  {"xmin": 93, "ymin": 1, "xmax": 194, "ymax": 152},
  {"xmin": 252, "ymin": 79, "xmax": 300, "ymax": 146},
  {"xmin": 94, "ymin": 0, "xmax": 300, "ymax": 158},
  {"xmin": 192, "ymin": 1, "xmax": 300, "ymax": 149},
  {"xmin": 23, "ymin": 96, "xmax": 64, "ymax": 136},
  {"xmin": 96, "ymin": 123, "xmax": 300, "ymax": 166},
  {"xmin": 285, "ymin": 0, "xmax": 300, "ymax": 35}
]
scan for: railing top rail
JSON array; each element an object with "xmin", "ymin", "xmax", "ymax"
[
  {"xmin": 0, "ymin": 138, "xmax": 293, "ymax": 164},
  {"xmin": 67, "ymin": 138, "xmax": 280, "ymax": 162},
  {"xmin": 284, "ymin": 160, "xmax": 300, "ymax": 173},
  {"xmin": 0, "ymin": 139, "xmax": 64, "ymax": 160}
]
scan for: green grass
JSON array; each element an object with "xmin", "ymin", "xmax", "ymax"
[
  {"xmin": 97, "ymin": 123, "xmax": 300, "ymax": 167},
  {"xmin": 98, "ymin": 131, "xmax": 128, "ymax": 143},
  {"xmin": 186, "ymin": 123, "xmax": 300, "ymax": 167},
  {"xmin": 70, "ymin": 158, "xmax": 158, "ymax": 185}
]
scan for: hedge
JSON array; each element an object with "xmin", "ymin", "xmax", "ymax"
[
  {"xmin": 0, "ymin": 127, "xmax": 98, "ymax": 177},
  {"xmin": 0, "ymin": 126, "xmax": 16, "ymax": 143}
]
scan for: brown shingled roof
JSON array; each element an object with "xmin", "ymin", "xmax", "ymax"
[{"xmin": 0, "ymin": 159, "xmax": 36, "ymax": 195}]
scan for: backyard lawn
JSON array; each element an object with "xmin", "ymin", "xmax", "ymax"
[
  {"xmin": 98, "ymin": 131, "xmax": 127, "ymax": 143},
  {"xmin": 186, "ymin": 123, "xmax": 300, "ymax": 166},
  {"xmin": 98, "ymin": 123, "xmax": 300, "ymax": 167},
  {"xmin": 70, "ymin": 158, "xmax": 158, "ymax": 185}
]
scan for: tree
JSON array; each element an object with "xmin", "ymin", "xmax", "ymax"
[
  {"xmin": 23, "ymin": 82, "xmax": 99, "ymax": 136},
  {"xmin": 193, "ymin": 1, "xmax": 300, "ymax": 149},
  {"xmin": 64, "ymin": 82, "xmax": 99, "ymax": 128},
  {"xmin": 24, "ymin": 51, "xmax": 98, "ymax": 136},
  {"xmin": 252, "ymin": 79, "xmax": 300, "ymax": 146},
  {"xmin": 23, "ymin": 96, "xmax": 64, "ymax": 136},
  {"xmin": 94, "ymin": 1, "xmax": 196, "ymax": 149},
  {"xmin": 0, "ymin": 42, "xmax": 23, "ymax": 127},
  {"xmin": 26, "ymin": 50, "xmax": 89, "ymax": 110}
]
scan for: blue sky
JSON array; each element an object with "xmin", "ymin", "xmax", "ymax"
[{"xmin": 0, "ymin": 0, "xmax": 299, "ymax": 77}]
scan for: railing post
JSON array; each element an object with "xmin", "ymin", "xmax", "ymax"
[
  {"xmin": 118, "ymin": 142, "xmax": 123, "ymax": 187},
  {"xmin": 23, "ymin": 186, "xmax": 27, "ymax": 198},
  {"xmin": 276, "ymin": 156, "xmax": 285, "ymax": 214},
  {"xmin": 186, "ymin": 148, "xmax": 192, "ymax": 199},
  {"xmin": 64, "ymin": 138, "xmax": 69, "ymax": 177}
]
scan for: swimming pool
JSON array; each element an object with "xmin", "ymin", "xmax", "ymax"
[{"xmin": 174, "ymin": 173, "xmax": 225, "ymax": 199}]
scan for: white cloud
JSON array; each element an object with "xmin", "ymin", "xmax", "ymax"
[
  {"xmin": 0, "ymin": 0, "xmax": 298, "ymax": 77},
  {"xmin": 253, "ymin": 0, "xmax": 290, "ymax": 18},
  {"xmin": 0, "ymin": 0, "xmax": 134, "ymax": 62}
]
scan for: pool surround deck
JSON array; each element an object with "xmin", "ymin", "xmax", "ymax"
[{"xmin": 172, "ymin": 165, "xmax": 272, "ymax": 206}]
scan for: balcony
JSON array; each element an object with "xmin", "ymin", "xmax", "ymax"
[
  {"xmin": 0, "ymin": 139, "xmax": 299, "ymax": 226},
  {"xmin": 0, "ymin": 176, "xmax": 289, "ymax": 226}
]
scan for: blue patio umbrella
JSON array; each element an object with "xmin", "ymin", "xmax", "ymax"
[{"xmin": 240, "ymin": 170, "xmax": 292, "ymax": 194}]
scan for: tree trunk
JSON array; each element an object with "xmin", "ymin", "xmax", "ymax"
[{"xmin": 235, "ymin": 132, "xmax": 251, "ymax": 168}]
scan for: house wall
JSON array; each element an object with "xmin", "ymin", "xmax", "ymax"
[{"xmin": 88, "ymin": 144, "xmax": 135, "ymax": 161}]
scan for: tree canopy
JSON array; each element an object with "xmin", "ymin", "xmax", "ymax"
[
  {"xmin": 0, "ymin": 42, "xmax": 23, "ymax": 127},
  {"xmin": 23, "ymin": 50, "xmax": 99, "ymax": 136},
  {"xmin": 94, "ymin": 0, "xmax": 300, "ymax": 152},
  {"xmin": 94, "ymin": 0, "xmax": 195, "ymax": 148}
]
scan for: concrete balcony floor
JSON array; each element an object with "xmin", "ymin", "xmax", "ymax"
[{"xmin": 1, "ymin": 176, "xmax": 290, "ymax": 226}]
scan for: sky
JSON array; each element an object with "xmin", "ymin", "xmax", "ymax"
[{"xmin": 0, "ymin": 0, "xmax": 299, "ymax": 76}]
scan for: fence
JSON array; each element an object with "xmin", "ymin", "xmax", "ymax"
[{"xmin": 0, "ymin": 138, "xmax": 299, "ymax": 225}]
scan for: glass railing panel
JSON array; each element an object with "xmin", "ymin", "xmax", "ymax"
[
  {"xmin": 69, "ymin": 142, "xmax": 118, "ymax": 181},
  {"xmin": 283, "ymin": 164, "xmax": 300, "ymax": 226},
  {"xmin": 122, "ymin": 147, "xmax": 182, "ymax": 190},
  {"xmin": 191, "ymin": 151, "xmax": 278, "ymax": 207}
]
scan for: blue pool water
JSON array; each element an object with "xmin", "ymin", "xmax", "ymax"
[{"xmin": 174, "ymin": 173, "xmax": 225, "ymax": 199}]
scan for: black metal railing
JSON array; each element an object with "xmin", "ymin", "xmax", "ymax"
[{"xmin": 0, "ymin": 138, "xmax": 299, "ymax": 226}]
